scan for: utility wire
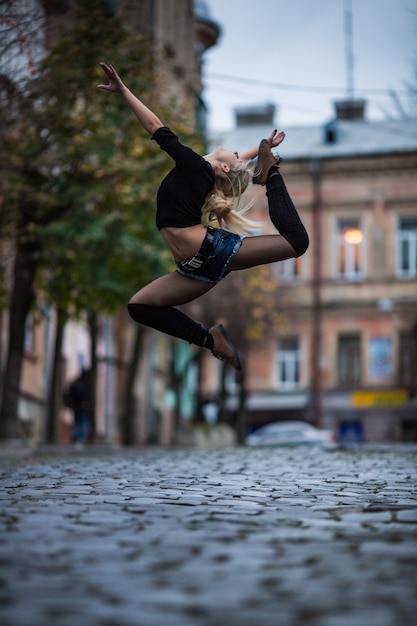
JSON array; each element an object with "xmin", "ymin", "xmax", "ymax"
[
  {"xmin": 207, "ymin": 73, "xmax": 410, "ymax": 96},
  {"xmin": 205, "ymin": 82, "xmax": 329, "ymax": 119}
]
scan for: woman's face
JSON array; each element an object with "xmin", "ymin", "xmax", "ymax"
[{"xmin": 214, "ymin": 147, "xmax": 242, "ymax": 170}]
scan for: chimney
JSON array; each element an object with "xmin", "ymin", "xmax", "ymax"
[
  {"xmin": 334, "ymin": 99, "xmax": 366, "ymax": 120},
  {"xmin": 234, "ymin": 103, "xmax": 276, "ymax": 127},
  {"xmin": 324, "ymin": 120, "xmax": 338, "ymax": 144}
]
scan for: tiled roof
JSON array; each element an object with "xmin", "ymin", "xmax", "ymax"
[{"xmin": 209, "ymin": 118, "xmax": 417, "ymax": 161}]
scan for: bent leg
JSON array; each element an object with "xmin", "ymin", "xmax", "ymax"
[
  {"xmin": 127, "ymin": 271, "xmax": 241, "ymax": 368},
  {"xmin": 129, "ymin": 271, "xmax": 216, "ymax": 307},
  {"xmin": 230, "ymin": 168, "xmax": 309, "ymax": 272},
  {"xmin": 266, "ymin": 170, "xmax": 309, "ymax": 257},
  {"xmin": 228, "ymin": 234, "xmax": 296, "ymax": 272},
  {"xmin": 128, "ymin": 272, "xmax": 216, "ymax": 347}
]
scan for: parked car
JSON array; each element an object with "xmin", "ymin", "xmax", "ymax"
[{"xmin": 245, "ymin": 421, "xmax": 336, "ymax": 448}]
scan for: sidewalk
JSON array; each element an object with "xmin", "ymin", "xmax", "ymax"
[{"xmin": 1, "ymin": 444, "xmax": 416, "ymax": 626}]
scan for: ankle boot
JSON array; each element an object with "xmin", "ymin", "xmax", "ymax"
[{"xmin": 209, "ymin": 324, "xmax": 241, "ymax": 370}]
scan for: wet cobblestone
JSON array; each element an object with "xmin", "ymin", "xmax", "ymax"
[{"xmin": 0, "ymin": 445, "xmax": 416, "ymax": 625}]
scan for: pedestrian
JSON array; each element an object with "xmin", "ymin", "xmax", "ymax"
[
  {"xmin": 65, "ymin": 369, "xmax": 91, "ymax": 444},
  {"xmin": 98, "ymin": 63, "xmax": 309, "ymax": 370}
]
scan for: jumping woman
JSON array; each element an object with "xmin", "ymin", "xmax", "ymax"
[{"xmin": 98, "ymin": 62, "xmax": 309, "ymax": 370}]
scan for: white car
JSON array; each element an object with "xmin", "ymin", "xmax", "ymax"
[{"xmin": 245, "ymin": 421, "xmax": 336, "ymax": 448}]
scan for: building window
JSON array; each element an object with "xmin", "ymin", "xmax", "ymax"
[
  {"xmin": 368, "ymin": 337, "xmax": 393, "ymax": 380},
  {"xmin": 398, "ymin": 331, "xmax": 417, "ymax": 388},
  {"xmin": 273, "ymin": 257, "xmax": 301, "ymax": 282},
  {"xmin": 24, "ymin": 314, "xmax": 35, "ymax": 354},
  {"xmin": 397, "ymin": 217, "xmax": 417, "ymax": 278},
  {"xmin": 277, "ymin": 337, "xmax": 300, "ymax": 388},
  {"xmin": 335, "ymin": 218, "xmax": 364, "ymax": 280},
  {"xmin": 225, "ymin": 367, "xmax": 239, "ymax": 394},
  {"xmin": 338, "ymin": 334, "xmax": 361, "ymax": 386}
]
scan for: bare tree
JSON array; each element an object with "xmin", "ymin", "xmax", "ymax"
[{"xmin": 184, "ymin": 264, "xmax": 287, "ymax": 442}]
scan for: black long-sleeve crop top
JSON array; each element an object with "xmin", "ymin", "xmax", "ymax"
[{"xmin": 152, "ymin": 127, "xmax": 215, "ymax": 229}]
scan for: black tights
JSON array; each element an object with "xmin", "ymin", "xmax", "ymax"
[
  {"xmin": 266, "ymin": 168, "xmax": 309, "ymax": 257},
  {"xmin": 127, "ymin": 302, "xmax": 212, "ymax": 348},
  {"xmin": 128, "ymin": 168, "xmax": 308, "ymax": 348}
]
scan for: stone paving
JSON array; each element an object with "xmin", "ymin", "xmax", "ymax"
[{"xmin": 0, "ymin": 444, "xmax": 416, "ymax": 626}]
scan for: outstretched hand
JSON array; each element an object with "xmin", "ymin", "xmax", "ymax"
[
  {"xmin": 97, "ymin": 62, "xmax": 125, "ymax": 93},
  {"xmin": 267, "ymin": 129, "xmax": 285, "ymax": 148}
]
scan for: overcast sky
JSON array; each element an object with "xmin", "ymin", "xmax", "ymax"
[{"xmin": 202, "ymin": 0, "xmax": 417, "ymax": 131}]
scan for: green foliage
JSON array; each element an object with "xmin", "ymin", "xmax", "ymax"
[{"xmin": 0, "ymin": 0, "xmax": 186, "ymax": 318}]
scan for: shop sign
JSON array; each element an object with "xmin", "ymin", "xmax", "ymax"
[{"xmin": 352, "ymin": 390, "xmax": 408, "ymax": 407}]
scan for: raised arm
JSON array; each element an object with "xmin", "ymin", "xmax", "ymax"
[
  {"xmin": 239, "ymin": 129, "xmax": 285, "ymax": 160},
  {"xmin": 98, "ymin": 62, "xmax": 163, "ymax": 136}
]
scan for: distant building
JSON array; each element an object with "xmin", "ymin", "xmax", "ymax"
[
  {"xmin": 6, "ymin": 0, "xmax": 220, "ymax": 443},
  {"xmin": 5, "ymin": 2, "xmax": 416, "ymax": 444},
  {"xmin": 41, "ymin": 0, "xmax": 219, "ymax": 132},
  {"xmin": 207, "ymin": 99, "xmax": 417, "ymax": 443}
]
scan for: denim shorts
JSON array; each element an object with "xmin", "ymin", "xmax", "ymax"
[{"xmin": 175, "ymin": 226, "xmax": 244, "ymax": 284}]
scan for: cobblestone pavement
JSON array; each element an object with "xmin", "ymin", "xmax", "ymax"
[{"xmin": 1, "ymin": 444, "xmax": 416, "ymax": 626}]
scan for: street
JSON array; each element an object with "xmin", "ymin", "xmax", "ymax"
[{"xmin": 1, "ymin": 444, "xmax": 416, "ymax": 626}]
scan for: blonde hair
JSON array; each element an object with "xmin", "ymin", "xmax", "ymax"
[{"xmin": 202, "ymin": 161, "xmax": 262, "ymax": 235}]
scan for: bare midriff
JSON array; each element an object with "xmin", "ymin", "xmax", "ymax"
[{"xmin": 160, "ymin": 224, "xmax": 207, "ymax": 261}]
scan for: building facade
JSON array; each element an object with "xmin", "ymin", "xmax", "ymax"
[
  {"xmin": 1, "ymin": 0, "xmax": 220, "ymax": 443},
  {"xmin": 3, "ymin": 2, "xmax": 416, "ymax": 445},
  {"xmin": 209, "ymin": 101, "xmax": 417, "ymax": 443}
]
